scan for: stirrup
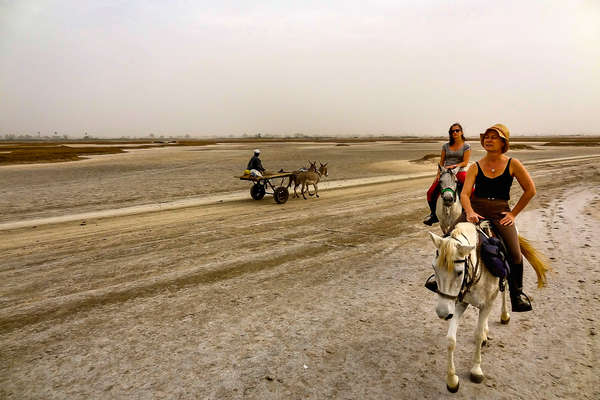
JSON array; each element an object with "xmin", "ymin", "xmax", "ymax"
[{"xmin": 425, "ymin": 274, "xmax": 438, "ymax": 293}]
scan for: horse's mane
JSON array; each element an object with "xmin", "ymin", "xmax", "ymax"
[{"xmin": 439, "ymin": 223, "xmax": 476, "ymax": 271}]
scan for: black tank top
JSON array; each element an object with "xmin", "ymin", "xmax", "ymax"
[{"xmin": 473, "ymin": 158, "xmax": 513, "ymax": 200}]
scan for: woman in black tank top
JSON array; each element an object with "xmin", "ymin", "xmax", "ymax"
[
  {"xmin": 473, "ymin": 158, "xmax": 513, "ymax": 200},
  {"xmin": 459, "ymin": 124, "xmax": 537, "ymax": 313}
]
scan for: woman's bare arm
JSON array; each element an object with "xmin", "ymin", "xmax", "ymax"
[
  {"xmin": 501, "ymin": 158, "xmax": 536, "ymax": 224},
  {"xmin": 460, "ymin": 163, "xmax": 483, "ymax": 222}
]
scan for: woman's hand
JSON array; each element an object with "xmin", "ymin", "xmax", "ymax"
[
  {"xmin": 446, "ymin": 164, "xmax": 457, "ymax": 169},
  {"xmin": 499, "ymin": 211, "xmax": 515, "ymax": 226},
  {"xmin": 466, "ymin": 210, "xmax": 483, "ymax": 224}
]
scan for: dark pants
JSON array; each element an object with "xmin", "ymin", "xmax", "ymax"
[{"xmin": 460, "ymin": 197, "xmax": 522, "ymax": 264}]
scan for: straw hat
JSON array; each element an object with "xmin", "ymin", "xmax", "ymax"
[
  {"xmin": 480, "ymin": 123, "xmax": 510, "ymax": 152},
  {"xmin": 480, "ymin": 123, "xmax": 510, "ymax": 142},
  {"xmin": 254, "ymin": 149, "xmax": 261, "ymax": 154}
]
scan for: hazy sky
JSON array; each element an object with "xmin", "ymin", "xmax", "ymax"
[{"xmin": 1, "ymin": 0, "xmax": 599, "ymax": 137}]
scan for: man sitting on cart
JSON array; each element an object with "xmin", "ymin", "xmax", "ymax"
[{"xmin": 247, "ymin": 149, "xmax": 266, "ymax": 174}]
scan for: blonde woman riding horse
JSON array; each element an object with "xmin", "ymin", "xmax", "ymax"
[{"xmin": 462, "ymin": 123, "xmax": 536, "ymax": 312}]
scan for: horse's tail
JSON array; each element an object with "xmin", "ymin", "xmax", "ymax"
[
  {"xmin": 287, "ymin": 174, "xmax": 296, "ymax": 189},
  {"xmin": 519, "ymin": 235, "xmax": 551, "ymax": 288}
]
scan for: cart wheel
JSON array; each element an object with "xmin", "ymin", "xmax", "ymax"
[
  {"xmin": 250, "ymin": 183, "xmax": 266, "ymax": 200},
  {"xmin": 273, "ymin": 186, "xmax": 289, "ymax": 204}
]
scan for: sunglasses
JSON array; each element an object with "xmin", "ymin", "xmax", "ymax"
[{"xmin": 451, "ymin": 129, "xmax": 461, "ymax": 133}]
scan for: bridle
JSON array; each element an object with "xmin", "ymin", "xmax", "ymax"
[
  {"xmin": 440, "ymin": 169, "xmax": 458, "ymax": 203},
  {"xmin": 440, "ymin": 186, "xmax": 457, "ymax": 203},
  {"xmin": 435, "ymin": 233, "xmax": 481, "ymax": 302}
]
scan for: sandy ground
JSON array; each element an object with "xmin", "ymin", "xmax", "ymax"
[{"xmin": 1, "ymin": 142, "xmax": 599, "ymax": 399}]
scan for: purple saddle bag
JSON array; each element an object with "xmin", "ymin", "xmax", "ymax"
[{"xmin": 479, "ymin": 233, "xmax": 511, "ymax": 279}]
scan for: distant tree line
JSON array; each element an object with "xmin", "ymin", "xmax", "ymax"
[
  {"xmin": 1, "ymin": 133, "xmax": 74, "ymax": 141},
  {"xmin": 0, "ymin": 132, "xmax": 193, "ymax": 141}
]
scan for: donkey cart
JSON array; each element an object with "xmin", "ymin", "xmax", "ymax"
[{"xmin": 238, "ymin": 171, "xmax": 294, "ymax": 204}]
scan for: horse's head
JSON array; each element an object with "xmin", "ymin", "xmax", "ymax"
[
  {"xmin": 429, "ymin": 229, "xmax": 475, "ymax": 320},
  {"xmin": 438, "ymin": 166, "xmax": 458, "ymax": 206},
  {"xmin": 319, "ymin": 162, "xmax": 328, "ymax": 177},
  {"xmin": 308, "ymin": 161, "xmax": 318, "ymax": 172}
]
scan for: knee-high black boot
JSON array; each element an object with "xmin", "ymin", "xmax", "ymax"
[
  {"xmin": 423, "ymin": 199, "xmax": 439, "ymax": 226},
  {"xmin": 509, "ymin": 262, "xmax": 532, "ymax": 312}
]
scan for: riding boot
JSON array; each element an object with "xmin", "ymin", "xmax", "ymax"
[
  {"xmin": 423, "ymin": 200, "xmax": 439, "ymax": 226},
  {"xmin": 508, "ymin": 262, "xmax": 532, "ymax": 312}
]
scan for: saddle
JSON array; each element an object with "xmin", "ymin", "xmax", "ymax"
[{"xmin": 477, "ymin": 221, "xmax": 510, "ymax": 291}]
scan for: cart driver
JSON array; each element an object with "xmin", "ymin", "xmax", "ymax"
[{"xmin": 247, "ymin": 149, "xmax": 265, "ymax": 173}]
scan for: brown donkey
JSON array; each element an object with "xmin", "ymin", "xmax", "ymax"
[
  {"xmin": 295, "ymin": 162, "xmax": 328, "ymax": 199},
  {"xmin": 288, "ymin": 161, "xmax": 317, "ymax": 193}
]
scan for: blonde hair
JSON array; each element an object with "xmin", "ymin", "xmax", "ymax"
[{"xmin": 438, "ymin": 224, "xmax": 472, "ymax": 271}]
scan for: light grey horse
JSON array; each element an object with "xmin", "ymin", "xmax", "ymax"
[
  {"xmin": 429, "ymin": 223, "xmax": 511, "ymax": 392},
  {"xmin": 429, "ymin": 222, "xmax": 548, "ymax": 392},
  {"xmin": 436, "ymin": 166, "xmax": 463, "ymax": 234}
]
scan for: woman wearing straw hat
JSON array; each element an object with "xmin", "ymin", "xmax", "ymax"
[{"xmin": 460, "ymin": 123, "xmax": 536, "ymax": 312}]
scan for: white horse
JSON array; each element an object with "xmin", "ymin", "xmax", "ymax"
[
  {"xmin": 436, "ymin": 166, "xmax": 463, "ymax": 234},
  {"xmin": 429, "ymin": 222, "xmax": 548, "ymax": 392}
]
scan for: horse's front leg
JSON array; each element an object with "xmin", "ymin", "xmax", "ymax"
[
  {"xmin": 470, "ymin": 305, "xmax": 492, "ymax": 384},
  {"xmin": 482, "ymin": 319, "xmax": 489, "ymax": 346},
  {"xmin": 314, "ymin": 183, "xmax": 319, "ymax": 198},
  {"xmin": 446, "ymin": 302, "xmax": 468, "ymax": 393},
  {"xmin": 436, "ymin": 197, "xmax": 445, "ymax": 232},
  {"xmin": 500, "ymin": 283, "xmax": 510, "ymax": 324}
]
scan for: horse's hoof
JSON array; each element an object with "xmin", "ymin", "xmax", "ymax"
[
  {"xmin": 501, "ymin": 316, "xmax": 510, "ymax": 325},
  {"xmin": 482, "ymin": 339, "xmax": 487, "ymax": 347},
  {"xmin": 446, "ymin": 382, "xmax": 459, "ymax": 393},
  {"xmin": 470, "ymin": 373, "xmax": 484, "ymax": 384}
]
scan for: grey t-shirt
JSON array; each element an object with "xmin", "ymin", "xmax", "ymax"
[{"xmin": 442, "ymin": 142, "xmax": 471, "ymax": 171}]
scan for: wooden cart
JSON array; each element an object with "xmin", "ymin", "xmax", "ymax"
[{"xmin": 238, "ymin": 171, "xmax": 294, "ymax": 204}]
